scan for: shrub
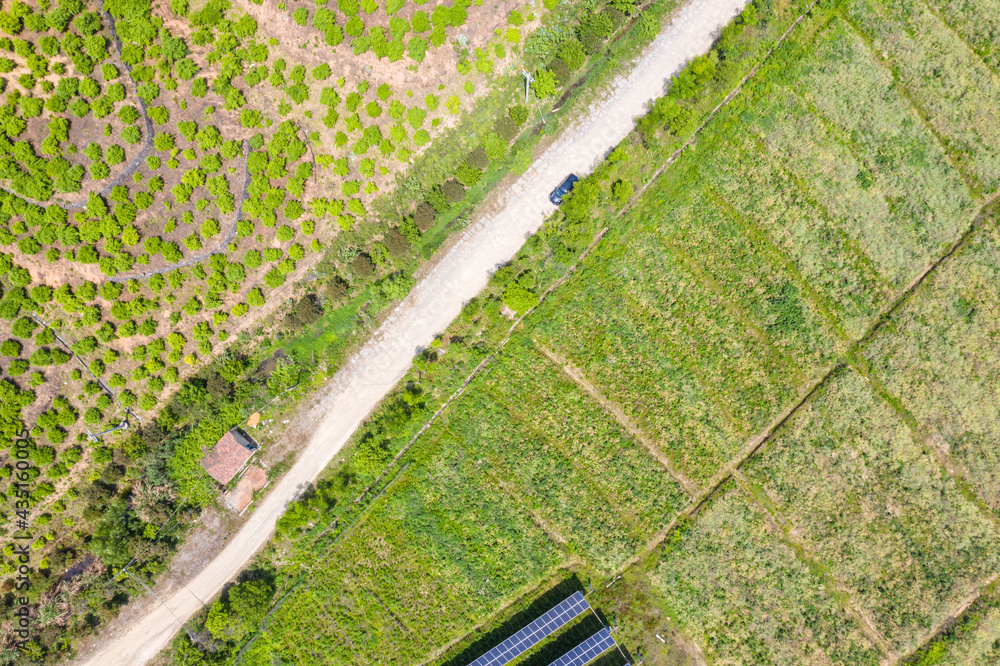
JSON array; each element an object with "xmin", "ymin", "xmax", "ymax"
[
  {"xmin": 550, "ymin": 57, "xmax": 571, "ymax": 86},
  {"xmin": 495, "ymin": 116, "xmax": 519, "ymax": 142},
  {"xmin": 502, "ymin": 281, "xmax": 538, "ymax": 313},
  {"xmin": 312, "ymin": 63, "xmax": 331, "ymax": 80},
  {"xmin": 442, "ymin": 179, "xmax": 465, "ymax": 203},
  {"xmin": 611, "ymin": 178, "xmax": 633, "ymax": 203},
  {"xmin": 579, "ymin": 29, "xmax": 604, "ymax": 55},
  {"xmin": 290, "ymin": 294, "xmax": 322, "ymax": 327},
  {"xmin": 107, "ymin": 145, "xmax": 125, "ymax": 164},
  {"xmin": 406, "ymin": 107, "xmax": 426, "ymax": 130},
  {"xmin": 326, "ymin": 276, "xmax": 349, "ymax": 302},
  {"xmin": 534, "ymin": 69, "xmax": 557, "ymax": 97},
  {"xmin": 503, "ymin": 106, "xmax": 528, "ymax": 130},
  {"xmin": 350, "ymin": 253, "xmax": 375, "ymax": 278},
  {"xmin": 122, "ymin": 125, "xmax": 142, "ymax": 144},
  {"xmin": 118, "ymin": 105, "xmax": 140, "ymax": 124},
  {"xmin": 456, "ymin": 163, "xmax": 482, "ymax": 187},
  {"xmin": 413, "ymin": 201, "xmax": 436, "ymax": 232},
  {"xmin": 383, "ymin": 228, "xmax": 409, "ymax": 256}
]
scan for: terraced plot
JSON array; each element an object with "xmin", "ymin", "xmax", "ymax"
[
  {"xmin": 846, "ymin": 0, "xmax": 1000, "ymax": 195},
  {"xmin": 925, "ymin": 0, "xmax": 1000, "ymax": 74},
  {"xmin": 530, "ymin": 183, "xmax": 839, "ymax": 484},
  {"xmin": 742, "ymin": 369, "xmax": 1000, "ymax": 652},
  {"xmin": 253, "ymin": 433, "xmax": 563, "ymax": 664},
  {"xmin": 748, "ymin": 18, "xmax": 977, "ymax": 287},
  {"xmin": 650, "ymin": 482, "xmax": 885, "ymax": 665},
  {"xmin": 863, "ymin": 218, "xmax": 1000, "ymax": 512},
  {"xmin": 444, "ymin": 340, "xmax": 689, "ymax": 571}
]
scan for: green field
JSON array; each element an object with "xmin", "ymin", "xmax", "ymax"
[
  {"xmin": 862, "ymin": 220, "xmax": 1000, "ymax": 512},
  {"xmin": 742, "ymin": 367, "xmax": 1000, "ymax": 652},
  {"xmin": 651, "ymin": 481, "xmax": 885, "ymax": 664},
  {"xmin": 166, "ymin": 0, "xmax": 1000, "ymax": 662}
]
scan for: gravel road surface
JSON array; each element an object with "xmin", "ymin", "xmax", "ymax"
[{"xmin": 79, "ymin": 0, "xmax": 748, "ymax": 661}]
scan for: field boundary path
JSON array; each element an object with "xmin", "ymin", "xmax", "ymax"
[{"xmin": 76, "ymin": 0, "xmax": 751, "ymax": 661}]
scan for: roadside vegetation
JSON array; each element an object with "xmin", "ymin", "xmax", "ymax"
[{"xmin": 153, "ymin": 0, "xmax": 1000, "ymax": 661}]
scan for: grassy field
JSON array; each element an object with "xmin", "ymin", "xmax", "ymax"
[
  {"xmin": 742, "ymin": 367, "xmax": 1000, "ymax": 653},
  {"xmin": 160, "ymin": 0, "xmax": 1000, "ymax": 662},
  {"xmin": 862, "ymin": 217, "xmax": 1000, "ymax": 512},
  {"xmin": 238, "ymin": 336, "xmax": 687, "ymax": 663},
  {"xmin": 902, "ymin": 582, "xmax": 1000, "ymax": 665},
  {"xmin": 651, "ymin": 481, "xmax": 885, "ymax": 664}
]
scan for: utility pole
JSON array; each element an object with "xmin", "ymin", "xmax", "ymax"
[{"xmin": 522, "ymin": 70, "xmax": 533, "ymax": 104}]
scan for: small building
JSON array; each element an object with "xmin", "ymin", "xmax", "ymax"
[{"xmin": 201, "ymin": 429, "xmax": 257, "ymax": 485}]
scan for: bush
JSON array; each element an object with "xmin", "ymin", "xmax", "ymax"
[
  {"xmin": 122, "ymin": 125, "xmax": 142, "ymax": 144},
  {"xmin": 579, "ymin": 29, "xmax": 604, "ymax": 55},
  {"xmin": 583, "ymin": 10, "xmax": 614, "ymax": 38},
  {"xmin": 557, "ymin": 39, "xmax": 586, "ymax": 70},
  {"xmin": 456, "ymin": 163, "xmax": 482, "ymax": 187},
  {"xmin": 325, "ymin": 275, "xmax": 348, "ymax": 302},
  {"xmin": 350, "ymin": 253, "xmax": 375, "ymax": 278},
  {"xmin": 495, "ymin": 116, "xmax": 519, "ymax": 142},
  {"xmin": 534, "ymin": 69, "xmax": 557, "ymax": 97},
  {"xmin": 290, "ymin": 294, "xmax": 322, "ymax": 327},
  {"xmin": 611, "ymin": 178, "xmax": 633, "ymax": 203},
  {"xmin": 413, "ymin": 202, "xmax": 436, "ymax": 232},
  {"xmin": 442, "ymin": 179, "xmax": 465, "ymax": 203},
  {"xmin": 550, "ymin": 57, "xmax": 571, "ymax": 86},
  {"xmin": 383, "ymin": 228, "xmax": 409, "ymax": 256},
  {"xmin": 502, "ymin": 281, "xmax": 538, "ymax": 314}
]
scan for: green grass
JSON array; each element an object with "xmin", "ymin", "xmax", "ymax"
[
  {"xmin": 250, "ymin": 429, "xmax": 562, "ymax": 664},
  {"xmin": 742, "ymin": 368, "xmax": 1000, "ymax": 652},
  {"xmin": 650, "ymin": 481, "xmax": 884, "ymax": 664},
  {"xmin": 924, "ymin": 0, "xmax": 1000, "ymax": 75},
  {"xmin": 862, "ymin": 213, "xmax": 1000, "ymax": 512},
  {"xmin": 845, "ymin": 0, "xmax": 1000, "ymax": 196},
  {"xmin": 746, "ymin": 18, "xmax": 976, "ymax": 286},
  {"xmin": 902, "ymin": 582, "xmax": 1000, "ymax": 665}
]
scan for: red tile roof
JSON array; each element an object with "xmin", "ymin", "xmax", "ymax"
[{"xmin": 201, "ymin": 430, "xmax": 256, "ymax": 484}]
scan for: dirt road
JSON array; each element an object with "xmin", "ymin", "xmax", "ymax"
[{"xmin": 79, "ymin": 0, "xmax": 748, "ymax": 661}]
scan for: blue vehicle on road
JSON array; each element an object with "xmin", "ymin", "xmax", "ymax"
[{"xmin": 549, "ymin": 174, "xmax": 579, "ymax": 205}]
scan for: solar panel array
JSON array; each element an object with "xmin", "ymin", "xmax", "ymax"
[
  {"xmin": 547, "ymin": 628, "xmax": 617, "ymax": 666},
  {"xmin": 468, "ymin": 592, "xmax": 591, "ymax": 666}
]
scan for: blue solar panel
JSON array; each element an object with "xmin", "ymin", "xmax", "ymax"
[
  {"xmin": 468, "ymin": 592, "xmax": 591, "ymax": 666},
  {"xmin": 547, "ymin": 628, "xmax": 616, "ymax": 666}
]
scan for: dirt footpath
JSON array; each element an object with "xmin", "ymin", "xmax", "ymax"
[{"xmin": 77, "ymin": 0, "xmax": 748, "ymax": 662}]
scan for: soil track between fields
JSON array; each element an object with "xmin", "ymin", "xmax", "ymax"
[{"xmin": 75, "ymin": 0, "xmax": 752, "ymax": 662}]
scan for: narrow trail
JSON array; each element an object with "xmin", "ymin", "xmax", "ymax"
[{"xmin": 76, "ymin": 0, "xmax": 751, "ymax": 662}]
